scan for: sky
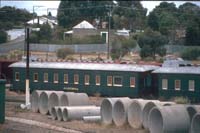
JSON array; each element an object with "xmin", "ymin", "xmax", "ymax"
[{"xmin": 1, "ymin": 1, "xmax": 200, "ymax": 16}]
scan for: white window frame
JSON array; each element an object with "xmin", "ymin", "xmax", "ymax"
[
  {"xmin": 107, "ymin": 76, "xmax": 112, "ymax": 86},
  {"xmin": 64, "ymin": 74, "xmax": 68, "ymax": 84},
  {"xmin": 175, "ymin": 80, "xmax": 181, "ymax": 91},
  {"xmin": 84, "ymin": 75, "xmax": 90, "ymax": 85},
  {"xmin": 54, "ymin": 73, "xmax": 59, "ymax": 83},
  {"xmin": 44, "ymin": 73, "xmax": 48, "ymax": 83},
  {"xmin": 130, "ymin": 77, "xmax": 135, "ymax": 88},
  {"xmin": 113, "ymin": 76, "xmax": 122, "ymax": 87},
  {"xmin": 15, "ymin": 72, "xmax": 20, "ymax": 81},
  {"xmin": 33, "ymin": 73, "xmax": 38, "ymax": 82},
  {"xmin": 74, "ymin": 74, "xmax": 79, "ymax": 84},
  {"xmin": 96, "ymin": 75, "xmax": 100, "ymax": 86},
  {"xmin": 162, "ymin": 79, "xmax": 168, "ymax": 90},
  {"xmin": 189, "ymin": 80, "xmax": 195, "ymax": 91}
]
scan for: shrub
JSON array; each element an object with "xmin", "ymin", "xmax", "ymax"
[
  {"xmin": 0, "ymin": 30, "xmax": 7, "ymax": 44},
  {"xmin": 181, "ymin": 48, "xmax": 200, "ymax": 60},
  {"xmin": 56, "ymin": 48, "xmax": 74, "ymax": 59},
  {"xmin": 173, "ymin": 96, "xmax": 190, "ymax": 104}
]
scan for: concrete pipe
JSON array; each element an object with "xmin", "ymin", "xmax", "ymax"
[
  {"xmin": 83, "ymin": 116, "xmax": 101, "ymax": 123},
  {"xmin": 112, "ymin": 98, "xmax": 132, "ymax": 126},
  {"xmin": 31, "ymin": 90, "xmax": 43, "ymax": 113},
  {"xmin": 39, "ymin": 91, "xmax": 56, "ymax": 115},
  {"xmin": 149, "ymin": 105, "xmax": 190, "ymax": 133},
  {"xmin": 57, "ymin": 107, "xmax": 66, "ymax": 121},
  {"xmin": 62, "ymin": 106, "xmax": 100, "ymax": 121},
  {"xmin": 100, "ymin": 97, "xmax": 130, "ymax": 125},
  {"xmin": 184, "ymin": 105, "xmax": 200, "ymax": 122},
  {"xmin": 51, "ymin": 106, "xmax": 59, "ymax": 120},
  {"xmin": 191, "ymin": 113, "xmax": 200, "ymax": 133},
  {"xmin": 48, "ymin": 91, "xmax": 64, "ymax": 115},
  {"xmin": 60, "ymin": 93, "xmax": 90, "ymax": 106},
  {"xmin": 142, "ymin": 101, "xmax": 175, "ymax": 129},
  {"xmin": 127, "ymin": 99, "xmax": 156, "ymax": 129}
]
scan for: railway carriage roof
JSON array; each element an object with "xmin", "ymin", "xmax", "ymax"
[
  {"xmin": 153, "ymin": 67, "xmax": 200, "ymax": 74},
  {"xmin": 9, "ymin": 61, "xmax": 159, "ymax": 72}
]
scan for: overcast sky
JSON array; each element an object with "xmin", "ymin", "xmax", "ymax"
[{"xmin": 1, "ymin": 1, "xmax": 200, "ymax": 16}]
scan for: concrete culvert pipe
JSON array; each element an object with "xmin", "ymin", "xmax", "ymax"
[
  {"xmin": 127, "ymin": 99, "xmax": 154, "ymax": 129},
  {"xmin": 60, "ymin": 93, "xmax": 90, "ymax": 106},
  {"xmin": 31, "ymin": 90, "xmax": 43, "ymax": 113},
  {"xmin": 184, "ymin": 105, "xmax": 200, "ymax": 122},
  {"xmin": 39, "ymin": 91, "xmax": 55, "ymax": 115},
  {"xmin": 112, "ymin": 98, "xmax": 132, "ymax": 126},
  {"xmin": 83, "ymin": 116, "xmax": 101, "ymax": 123},
  {"xmin": 100, "ymin": 97, "xmax": 130, "ymax": 125},
  {"xmin": 57, "ymin": 107, "xmax": 66, "ymax": 121},
  {"xmin": 62, "ymin": 106, "xmax": 100, "ymax": 121},
  {"xmin": 48, "ymin": 91, "xmax": 64, "ymax": 115},
  {"xmin": 149, "ymin": 105, "xmax": 190, "ymax": 133},
  {"xmin": 142, "ymin": 101, "xmax": 175, "ymax": 129},
  {"xmin": 51, "ymin": 106, "xmax": 59, "ymax": 120},
  {"xmin": 191, "ymin": 113, "xmax": 200, "ymax": 133}
]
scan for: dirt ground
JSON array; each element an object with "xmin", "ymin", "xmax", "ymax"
[{"xmin": 1, "ymin": 90, "xmax": 149, "ymax": 133}]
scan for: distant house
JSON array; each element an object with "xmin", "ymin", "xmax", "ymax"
[
  {"xmin": 115, "ymin": 28, "xmax": 130, "ymax": 37},
  {"xmin": 26, "ymin": 16, "xmax": 58, "ymax": 28}
]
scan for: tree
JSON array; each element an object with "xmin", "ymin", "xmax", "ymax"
[
  {"xmin": 185, "ymin": 22, "xmax": 200, "ymax": 46},
  {"xmin": 181, "ymin": 48, "xmax": 200, "ymax": 60},
  {"xmin": 138, "ymin": 28, "xmax": 168, "ymax": 59},
  {"xmin": 147, "ymin": 12, "xmax": 159, "ymax": 31},
  {"xmin": 0, "ymin": 30, "xmax": 7, "ymax": 44},
  {"xmin": 111, "ymin": 36, "xmax": 137, "ymax": 60},
  {"xmin": 39, "ymin": 23, "xmax": 52, "ymax": 40}
]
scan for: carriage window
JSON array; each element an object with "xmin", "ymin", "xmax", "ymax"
[
  {"xmin": 54, "ymin": 73, "xmax": 59, "ymax": 83},
  {"xmin": 33, "ymin": 73, "xmax": 38, "ymax": 82},
  {"xmin": 85, "ymin": 75, "xmax": 90, "ymax": 85},
  {"xmin": 175, "ymin": 80, "xmax": 181, "ymax": 90},
  {"xmin": 96, "ymin": 75, "xmax": 100, "ymax": 85},
  {"xmin": 113, "ymin": 76, "xmax": 122, "ymax": 87},
  {"xmin": 74, "ymin": 74, "xmax": 79, "ymax": 84},
  {"xmin": 15, "ymin": 72, "xmax": 20, "ymax": 81},
  {"xmin": 162, "ymin": 79, "xmax": 168, "ymax": 90},
  {"xmin": 130, "ymin": 77, "xmax": 135, "ymax": 87},
  {"xmin": 64, "ymin": 74, "xmax": 68, "ymax": 84},
  {"xmin": 189, "ymin": 80, "xmax": 195, "ymax": 91},
  {"xmin": 44, "ymin": 73, "xmax": 48, "ymax": 82},
  {"xmin": 107, "ymin": 76, "xmax": 112, "ymax": 86}
]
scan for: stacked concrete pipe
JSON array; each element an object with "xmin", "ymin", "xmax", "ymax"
[
  {"xmin": 51, "ymin": 106, "xmax": 59, "ymax": 120},
  {"xmin": 60, "ymin": 93, "xmax": 90, "ymax": 106},
  {"xmin": 57, "ymin": 107, "xmax": 66, "ymax": 121},
  {"xmin": 149, "ymin": 105, "xmax": 190, "ymax": 133},
  {"xmin": 112, "ymin": 98, "xmax": 132, "ymax": 126},
  {"xmin": 100, "ymin": 97, "xmax": 130, "ymax": 125},
  {"xmin": 83, "ymin": 116, "xmax": 101, "ymax": 123},
  {"xmin": 31, "ymin": 90, "xmax": 43, "ymax": 112},
  {"xmin": 191, "ymin": 113, "xmax": 200, "ymax": 133},
  {"xmin": 39, "ymin": 91, "xmax": 56, "ymax": 115},
  {"xmin": 48, "ymin": 91, "xmax": 64, "ymax": 115},
  {"xmin": 62, "ymin": 106, "xmax": 100, "ymax": 121},
  {"xmin": 127, "ymin": 99, "xmax": 157, "ymax": 129},
  {"xmin": 142, "ymin": 101, "xmax": 175, "ymax": 129},
  {"xmin": 184, "ymin": 105, "xmax": 200, "ymax": 122}
]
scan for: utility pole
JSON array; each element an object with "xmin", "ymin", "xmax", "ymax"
[
  {"xmin": 25, "ymin": 27, "xmax": 30, "ymax": 107},
  {"xmin": 107, "ymin": 5, "xmax": 111, "ymax": 60}
]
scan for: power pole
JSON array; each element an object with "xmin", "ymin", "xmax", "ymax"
[{"xmin": 107, "ymin": 5, "xmax": 111, "ymax": 59}]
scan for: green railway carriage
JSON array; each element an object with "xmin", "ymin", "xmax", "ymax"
[
  {"xmin": 9, "ymin": 61, "xmax": 158, "ymax": 98},
  {"xmin": 153, "ymin": 67, "xmax": 200, "ymax": 102}
]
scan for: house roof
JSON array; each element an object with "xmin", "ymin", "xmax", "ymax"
[
  {"xmin": 73, "ymin": 20, "xmax": 96, "ymax": 29},
  {"xmin": 152, "ymin": 67, "xmax": 200, "ymax": 74},
  {"xmin": 9, "ymin": 61, "xmax": 159, "ymax": 72}
]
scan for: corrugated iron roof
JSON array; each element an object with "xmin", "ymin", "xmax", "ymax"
[
  {"xmin": 9, "ymin": 61, "xmax": 159, "ymax": 72},
  {"xmin": 153, "ymin": 67, "xmax": 200, "ymax": 74}
]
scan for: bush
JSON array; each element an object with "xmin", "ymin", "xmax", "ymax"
[
  {"xmin": 0, "ymin": 30, "xmax": 7, "ymax": 44},
  {"xmin": 181, "ymin": 48, "xmax": 200, "ymax": 60},
  {"xmin": 56, "ymin": 48, "xmax": 74, "ymax": 59},
  {"xmin": 173, "ymin": 96, "xmax": 190, "ymax": 104}
]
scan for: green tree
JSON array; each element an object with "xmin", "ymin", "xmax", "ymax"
[
  {"xmin": 181, "ymin": 48, "xmax": 200, "ymax": 60},
  {"xmin": 138, "ymin": 28, "xmax": 168, "ymax": 59},
  {"xmin": 39, "ymin": 23, "xmax": 52, "ymax": 40},
  {"xmin": 111, "ymin": 36, "xmax": 137, "ymax": 60},
  {"xmin": 147, "ymin": 12, "xmax": 159, "ymax": 31},
  {"xmin": 0, "ymin": 30, "xmax": 7, "ymax": 44},
  {"xmin": 185, "ymin": 22, "xmax": 200, "ymax": 46}
]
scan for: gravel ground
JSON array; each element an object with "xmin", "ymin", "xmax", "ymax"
[{"xmin": 1, "ymin": 90, "xmax": 149, "ymax": 133}]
